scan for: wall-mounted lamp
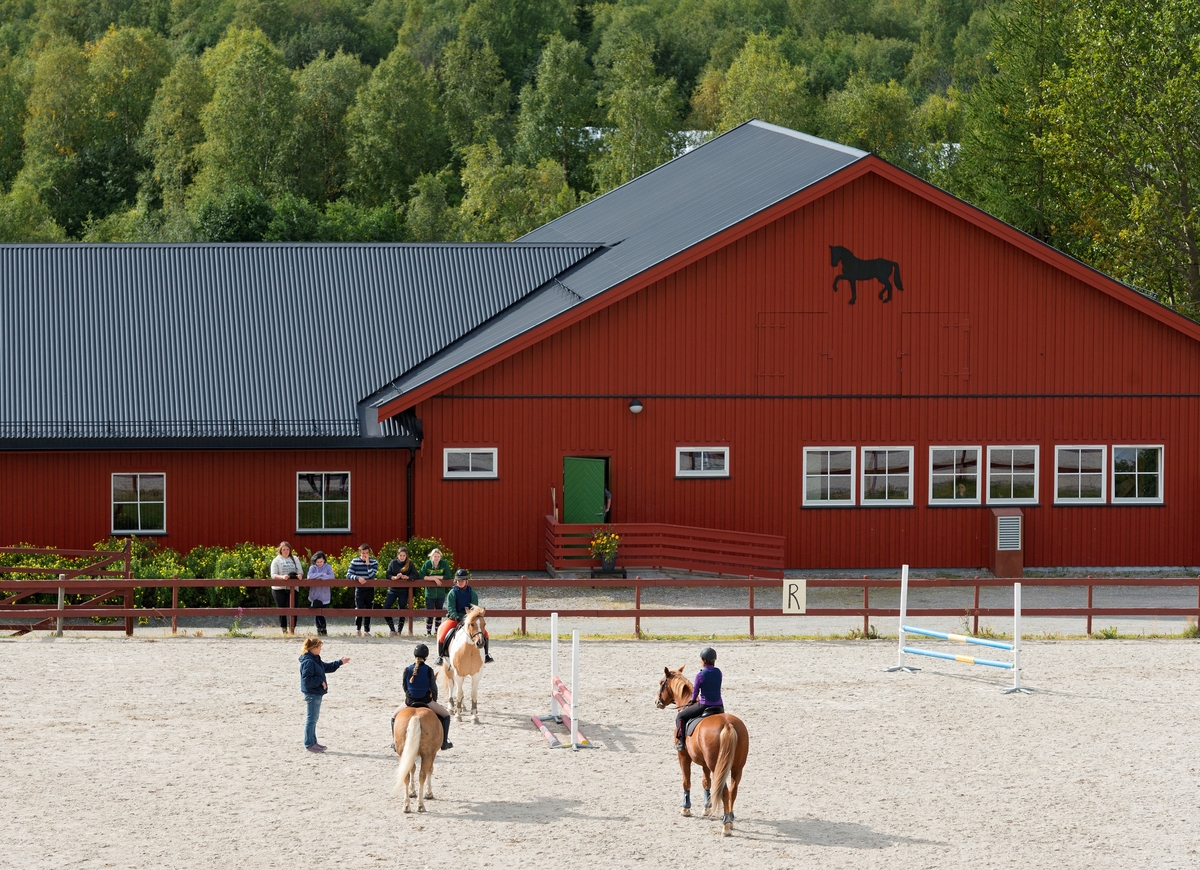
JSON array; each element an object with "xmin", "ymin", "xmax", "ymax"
[{"xmin": 628, "ymin": 398, "xmax": 644, "ymax": 414}]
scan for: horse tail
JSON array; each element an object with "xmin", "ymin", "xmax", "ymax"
[
  {"xmin": 394, "ymin": 715, "xmax": 422, "ymax": 796},
  {"xmin": 711, "ymin": 722, "xmax": 738, "ymax": 807},
  {"xmin": 892, "ymin": 261, "xmax": 904, "ymax": 292}
]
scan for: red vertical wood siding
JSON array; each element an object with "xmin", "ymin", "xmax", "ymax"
[{"xmin": 410, "ymin": 172, "xmax": 1200, "ymax": 570}]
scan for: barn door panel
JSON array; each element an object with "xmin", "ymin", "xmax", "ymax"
[
  {"xmin": 563, "ymin": 457, "xmax": 607, "ymax": 524},
  {"xmin": 901, "ymin": 313, "xmax": 970, "ymax": 396},
  {"xmin": 754, "ymin": 312, "xmax": 830, "ymax": 395}
]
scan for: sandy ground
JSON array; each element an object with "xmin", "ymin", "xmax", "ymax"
[{"xmin": 2, "ymin": 634, "xmax": 1199, "ymax": 869}]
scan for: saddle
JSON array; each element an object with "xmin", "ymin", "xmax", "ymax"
[{"xmin": 684, "ymin": 706, "xmax": 723, "ymax": 737}]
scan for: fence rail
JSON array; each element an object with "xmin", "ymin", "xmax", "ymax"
[
  {"xmin": 543, "ymin": 515, "xmax": 785, "ymax": 578},
  {"xmin": 2, "ymin": 574, "xmax": 1198, "ymax": 639}
]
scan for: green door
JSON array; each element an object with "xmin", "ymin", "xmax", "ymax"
[{"xmin": 563, "ymin": 457, "xmax": 607, "ymax": 524}]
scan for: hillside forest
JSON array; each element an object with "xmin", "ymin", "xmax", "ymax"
[{"xmin": 0, "ymin": 0, "xmax": 1197, "ymax": 314}]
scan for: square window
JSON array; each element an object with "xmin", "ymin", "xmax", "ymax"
[
  {"xmin": 803, "ymin": 448, "xmax": 855, "ymax": 506},
  {"xmin": 1112, "ymin": 445, "xmax": 1163, "ymax": 504},
  {"xmin": 987, "ymin": 447, "xmax": 1039, "ymax": 504},
  {"xmin": 296, "ymin": 472, "xmax": 351, "ymax": 531},
  {"xmin": 676, "ymin": 447, "xmax": 730, "ymax": 478},
  {"xmin": 1054, "ymin": 447, "xmax": 1106, "ymax": 504},
  {"xmin": 929, "ymin": 447, "xmax": 981, "ymax": 505},
  {"xmin": 862, "ymin": 447, "xmax": 913, "ymax": 505},
  {"xmin": 443, "ymin": 448, "xmax": 499, "ymax": 479},
  {"xmin": 111, "ymin": 473, "xmax": 165, "ymax": 533}
]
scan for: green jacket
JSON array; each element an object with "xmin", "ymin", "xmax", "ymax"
[
  {"xmin": 420, "ymin": 558, "xmax": 453, "ymax": 588},
  {"xmin": 445, "ymin": 585, "xmax": 478, "ymax": 620}
]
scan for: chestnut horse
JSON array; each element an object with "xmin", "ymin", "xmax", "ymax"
[
  {"xmin": 392, "ymin": 706, "xmax": 443, "ymax": 813},
  {"xmin": 656, "ymin": 666, "xmax": 749, "ymax": 836},
  {"xmin": 440, "ymin": 605, "xmax": 486, "ymax": 723}
]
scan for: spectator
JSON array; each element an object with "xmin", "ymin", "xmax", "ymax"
[
  {"xmin": 269, "ymin": 541, "xmax": 303, "ymax": 635},
  {"xmin": 347, "ymin": 543, "xmax": 379, "ymax": 637},
  {"xmin": 298, "ymin": 636, "xmax": 349, "ymax": 752},
  {"xmin": 419, "ymin": 548, "xmax": 453, "ymax": 637},
  {"xmin": 384, "ymin": 546, "xmax": 417, "ymax": 637},
  {"xmin": 306, "ymin": 551, "xmax": 334, "ymax": 636}
]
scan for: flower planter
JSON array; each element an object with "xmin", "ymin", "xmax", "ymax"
[{"xmin": 600, "ymin": 553, "xmax": 617, "ymax": 573}]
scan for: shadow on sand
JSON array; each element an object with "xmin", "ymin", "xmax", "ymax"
[
  {"xmin": 450, "ymin": 795, "xmax": 628, "ymax": 824},
  {"xmin": 734, "ymin": 816, "xmax": 945, "ymax": 848}
]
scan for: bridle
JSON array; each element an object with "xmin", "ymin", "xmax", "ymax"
[
  {"xmin": 656, "ymin": 672, "xmax": 687, "ymax": 709},
  {"xmin": 464, "ymin": 612, "xmax": 486, "ymax": 646}
]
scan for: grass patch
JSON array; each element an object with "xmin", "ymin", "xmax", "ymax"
[
  {"xmin": 845, "ymin": 624, "xmax": 880, "ymax": 640},
  {"xmin": 1095, "ymin": 625, "xmax": 1120, "ymax": 639}
]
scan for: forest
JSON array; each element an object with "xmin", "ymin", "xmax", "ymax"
[{"xmin": 0, "ymin": 0, "xmax": 1197, "ymax": 314}]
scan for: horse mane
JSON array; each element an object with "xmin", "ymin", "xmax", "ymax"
[
  {"xmin": 669, "ymin": 668, "xmax": 692, "ymax": 705},
  {"xmin": 464, "ymin": 604, "xmax": 486, "ymax": 628}
]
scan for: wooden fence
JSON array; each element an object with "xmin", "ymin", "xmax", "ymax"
[
  {"xmin": 0, "ymin": 542, "xmax": 134, "ymax": 636},
  {"xmin": 543, "ymin": 515, "xmax": 786, "ymax": 578},
  {"xmin": 2, "ymin": 573, "xmax": 1198, "ymax": 639}
]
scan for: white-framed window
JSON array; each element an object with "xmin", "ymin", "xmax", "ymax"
[
  {"xmin": 929, "ymin": 447, "xmax": 981, "ymax": 505},
  {"xmin": 112, "ymin": 473, "xmax": 165, "ymax": 533},
  {"xmin": 675, "ymin": 446, "xmax": 729, "ymax": 478},
  {"xmin": 803, "ymin": 447, "xmax": 856, "ymax": 506},
  {"xmin": 297, "ymin": 472, "xmax": 350, "ymax": 531},
  {"xmin": 987, "ymin": 446, "xmax": 1039, "ymax": 504},
  {"xmin": 861, "ymin": 447, "xmax": 914, "ymax": 505},
  {"xmin": 1111, "ymin": 445, "xmax": 1163, "ymax": 504},
  {"xmin": 443, "ymin": 448, "xmax": 498, "ymax": 479},
  {"xmin": 1054, "ymin": 446, "xmax": 1106, "ymax": 504}
]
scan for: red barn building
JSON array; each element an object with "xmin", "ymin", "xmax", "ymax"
[{"xmin": 4, "ymin": 121, "xmax": 1198, "ymax": 571}]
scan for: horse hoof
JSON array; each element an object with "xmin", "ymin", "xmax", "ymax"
[
  {"xmin": 681, "ymin": 808, "xmax": 691, "ymax": 817},
  {"xmin": 722, "ymin": 823, "xmax": 732, "ymax": 837},
  {"xmin": 403, "ymin": 805, "xmax": 412, "ymax": 814},
  {"xmin": 417, "ymin": 804, "xmax": 426, "ymax": 813}
]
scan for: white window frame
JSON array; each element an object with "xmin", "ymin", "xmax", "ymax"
[
  {"xmin": 443, "ymin": 447, "xmax": 499, "ymax": 479},
  {"xmin": 111, "ymin": 472, "xmax": 166, "ymax": 534},
  {"xmin": 1053, "ymin": 445, "xmax": 1107, "ymax": 505},
  {"xmin": 296, "ymin": 472, "xmax": 351, "ymax": 532},
  {"xmin": 1111, "ymin": 444, "xmax": 1164, "ymax": 504},
  {"xmin": 802, "ymin": 447, "xmax": 857, "ymax": 507},
  {"xmin": 986, "ymin": 445, "xmax": 1040, "ymax": 505},
  {"xmin": 675, "ymin": 446, "xmax": 730, "ymax": 478},
  {"xmin": 928, "ymin": 446, "xmax": 982, "ymax": 506},
  {"xmin": 860, "ymin": 446, "xmax": 915, "ymax": 507}
]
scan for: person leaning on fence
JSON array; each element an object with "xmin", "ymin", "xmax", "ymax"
[
  {"xmin": 393, "ymin": 643, "xmax": 453, "ymax": 751},
  {"xmin": 306, "ymin": 551, "xmax": 333, "ymax": 636},
  {"xmin": 419, "ymin": 548, "xmax": 453, "ymax": 637},
  {"xmin": 348, "ymin": 543, "xmax": 379, "ymax": 637},
  {"xmin": 436, "ymin": 568, "xmax": 494, "ymax": 665},
  {"xmin": 270, "ymin": 541, "xmax": 304, "ymax": 635},
  {"xmin": 299, "ymin": 636, "xmax": 350, "ymax": 752},
  {"xmin": 383, "ymin": 546, "xmax": 417, "ymax": 637},
  {"xmin": 674, "ymin": 647, "xmax": 724, "ymax": 752}
]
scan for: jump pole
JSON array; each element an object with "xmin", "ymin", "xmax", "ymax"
[
  {"xmin": 886, "ymin": 565, "xmax": 919, "ymax": 674},
  {"xmin": 530, "ymin": 612, "xmax": 597, "ymax": 749}
]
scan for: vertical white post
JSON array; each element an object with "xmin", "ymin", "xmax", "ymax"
[
  {"xmin": 570, "ymin": 629, "xmax": 580, "ymax": 749},
  {"xmin": 56, "ymin": 575, "xmax": 65, "ymax": 637},
  {"xmin": 896, "ymin": 564, "xmax": 909, "ymax": 667},
  {"xmin": 550, "ymin": 612, "xmax": 559, "ymax": 718},
  {"xmin": 1012, "ymin": 583, "xmax": 1022, "ymax": 691}
]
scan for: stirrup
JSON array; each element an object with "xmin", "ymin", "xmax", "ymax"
[{"xmin": 441, "ymin": 741, "xmax": 453, "ymax": 750}]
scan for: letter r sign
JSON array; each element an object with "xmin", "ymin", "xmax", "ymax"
[{"xmin": 783, "ymin": 580, "xmax": 806, "ymax": 614}]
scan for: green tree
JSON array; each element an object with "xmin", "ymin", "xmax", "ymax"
[
  {"xmin": 514, "ymin": 33, "xmax": 596, "ymax": 191},
  {"xmin": 195, "ymin": 26, "xmax": 296, "ymax": 197},
  {"xmin": 139, "ymin": 54, "xmax": 213, "ymax": 208},
  {"xmin": 716, "ymin": 32, "xmax": 816, "ymax": 134},
  {"xmin": 822, "ymin": 72, "xmax": 917, "ymax": 170},
  {"xmin": 458, "ymin": 0, "xmax": 574, "ymax": 83},
  {"xmin": 290, "ymin": 49, "xmax": 368, "ymax": 203},
  {"xmin": 0, "ymin": 181, "xmax": 66, "ymax": 241},
  {"xmin": 345, "ymin": 42, "xmax": 447, "ymax": 206},
  {"xmin": 322, "ymin": 198, "xmax": 407, "ymax": 241},
  {"xmin": 457, "ymin": 140, "xmax": 576, "ymax": 241},
  {"xmin": 1039, "ymin": 0, "xmax": 1200, "ymax": 309},
  {"xmin": 0, "ymin": 52, "xmax": 26, "ymax": 191},
  {"xmin": 405, "ymin": 169, "xmax": 461, "ymax": 241},
  {"xmin": 194, "ymin": 183, "xmax": 274, "ymax": 240},
  {"xmin": 264, "ymin": 191, "xmax": 323, "ymax": 240},
  {"xmin": 591, "ymin": 36, "xmax": 682, "ymax": 192},
  {"xmin": 438, "ymin": 34, "xmax": 512, "ymax": 155}
]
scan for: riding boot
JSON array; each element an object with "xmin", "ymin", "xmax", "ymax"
[
  {"xmin": 439, "ymin": 715, "xmax": 453, "ymax": 750},
  {"xmin": 483, "ymin": 636, "xmax": 494, "ymax": 663}
]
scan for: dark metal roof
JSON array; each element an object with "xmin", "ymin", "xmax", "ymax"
[
  {"xmin": 372, "ymin": 122, "xmax": 866, "ymax": 405},
  {"xmin": 1, "ymin": 243, "xmax": 599, "ymax": 446}
]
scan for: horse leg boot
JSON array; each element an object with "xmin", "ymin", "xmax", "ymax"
[
  {"xmin": 439, "ymin": 715, "xmax": 453, "ymax": 750},
  {"xmin": 678, "ymin": 753, "xmax": 693, "ymax": 817}
]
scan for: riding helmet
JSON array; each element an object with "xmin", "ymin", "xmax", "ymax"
[
  {"xmin": 454, "ymin": 568, "xmax": 469, "ymax": 580},
  {"xmin": 414, "ymin": 643, "xmax": 429, "ymax": 659},
  {"xmin": 700, "ymin": 647, "xmax": 717, "ymax": 664}
]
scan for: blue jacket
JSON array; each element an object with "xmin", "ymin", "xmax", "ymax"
[
  {"xmin": 299, "ymin": 652, "xmax": 343, "ymax": 696},
  {"xmin": 690, "ymin": 666, "xmax": 723, "ymax": 706}
]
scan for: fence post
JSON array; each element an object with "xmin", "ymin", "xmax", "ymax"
[
  {"xmin": 56, "ymin": 574, "xmax": 65, "ymax": 637},
  {"xmin": 123, "ymin": 538, "xmax": 134, "ymax": 637},
  {"xmin": 520, "ymin": 577, "xmax": 527, "ymax": 637},
  {"xmin": 1087, "ymin": 579, "xmax": 1093, "ymax": 636},
  {"xmin": 634, "ymin": 579, "xmax": 641, "ymax": 639},
  {"xmin": 863, "ymin": 577, "xmax": 869, "ymax": 636},
  {"xmin": 973, "ymin": 580, "xmax": 980, "ymax": 635},
  {"xmin": 288, "ymin": 586, "xmax": 296, "ymax": 635},
  {"xmin": 748, "ymin": 577, "xmax": 755, "ymax": 640},
  {"xmin": 171, "ymin": 584, "xmax": 179, "ymax": 635}
]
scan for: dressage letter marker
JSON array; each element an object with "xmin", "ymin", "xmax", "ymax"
[{"xmin": 783, "ymin": 580, "xmax": 806, "ymax": 614}]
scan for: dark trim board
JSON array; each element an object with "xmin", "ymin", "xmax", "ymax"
[{"xmin": 0, "ymin": 436, "xmax": 421, "ymax": 451}]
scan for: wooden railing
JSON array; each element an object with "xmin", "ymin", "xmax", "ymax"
[
  {"xmin": 543, "ymin": 515, "xmax": 785, "ymax": 578},
  {"xmin": 0, "ymin": 542, "xmax": 134, "ymax": 635}
]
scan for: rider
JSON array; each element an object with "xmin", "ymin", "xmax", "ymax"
[
  {"xmin": 674, "ymin": 647, "xmax": 723, "ymax": 752},
  {"xmin": 436, "ymin": 568, "xmax": 494, "ymax": 665},
  {"xmin": 395, "ymin": 643, "xmax": 453, "ymax": 750}
]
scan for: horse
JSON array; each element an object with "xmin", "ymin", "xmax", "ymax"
[
  {"xmin": 440, "ymin": 605, "xmax": 486, "ymax": 723},
  {"xmin": 391, "ymin": 705, "xmax": 443, "ymax": 813},
  {"xmin": 830, "ymin": 245, "xmax": 905, "ymax": 304},
  {"xmin": 656, "ymin": 666, "xmax": 750, "ymax": 836}
]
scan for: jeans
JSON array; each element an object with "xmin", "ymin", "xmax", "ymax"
[
  {"xmin": 310, "ymin": 600, "xmax": 327, "ymax": 634},
  {"xmin": 272, "ymin": 588, "xmax": 292, "ymax": 632},
  {"xmin": 383, "ymin": 587, "xmax": 409, "ymax": 633},
  {"xmin": 304, "ymin": 694, "xmax": 323, "ymax": 747},
  {"xmin": 354, "ymin": 586, "xmax": 373, "ymax": 631}
]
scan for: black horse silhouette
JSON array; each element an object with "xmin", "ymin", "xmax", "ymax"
[{"xmin": 830, "ymin": 246, "xmax": 904, "ymax": 304}]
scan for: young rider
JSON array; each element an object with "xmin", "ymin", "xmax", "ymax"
[
  {"xmin": 395, "ymin": 643, "xmax": 453, "ymax": 750},
  {"xmin": 675, "ymin": 647, "xmax": 723, "ymax": 752},
  {"xmin": 436, "ymin": 568, "xmax": 494, "ymax": 665}
]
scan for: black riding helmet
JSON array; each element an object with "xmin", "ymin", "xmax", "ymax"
[
  {"xmin": 454, "ymin": 568, "xmax": 469, "ymax": 580},
  {"xmin": 700, "ymin": 647, "xmax": 716, "ymax": 664},
  {"xmin": 414, "ymin": 643, "xmax": 429, "ymax": 659}
]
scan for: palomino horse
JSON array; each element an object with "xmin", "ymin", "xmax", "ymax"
[
  {"xmin": 440, "ymin": 605, "xmax": 486, "ymax": 723},
  {"xmin": 392, "ymin": 706, "xmax": 443, "ymax": 813},
  {"xmin": 656, "ymin": 666, "xmax": 750, "ymax": 836}
]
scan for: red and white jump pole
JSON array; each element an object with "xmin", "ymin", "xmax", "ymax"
[{"xmin": 531, "ymin": 612, "xmax": 596, "ymax": 749}]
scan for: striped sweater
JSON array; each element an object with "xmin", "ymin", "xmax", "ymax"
[{"xmin": 346, "ymin": 556, "xmax": 379, "ymax": 583}]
